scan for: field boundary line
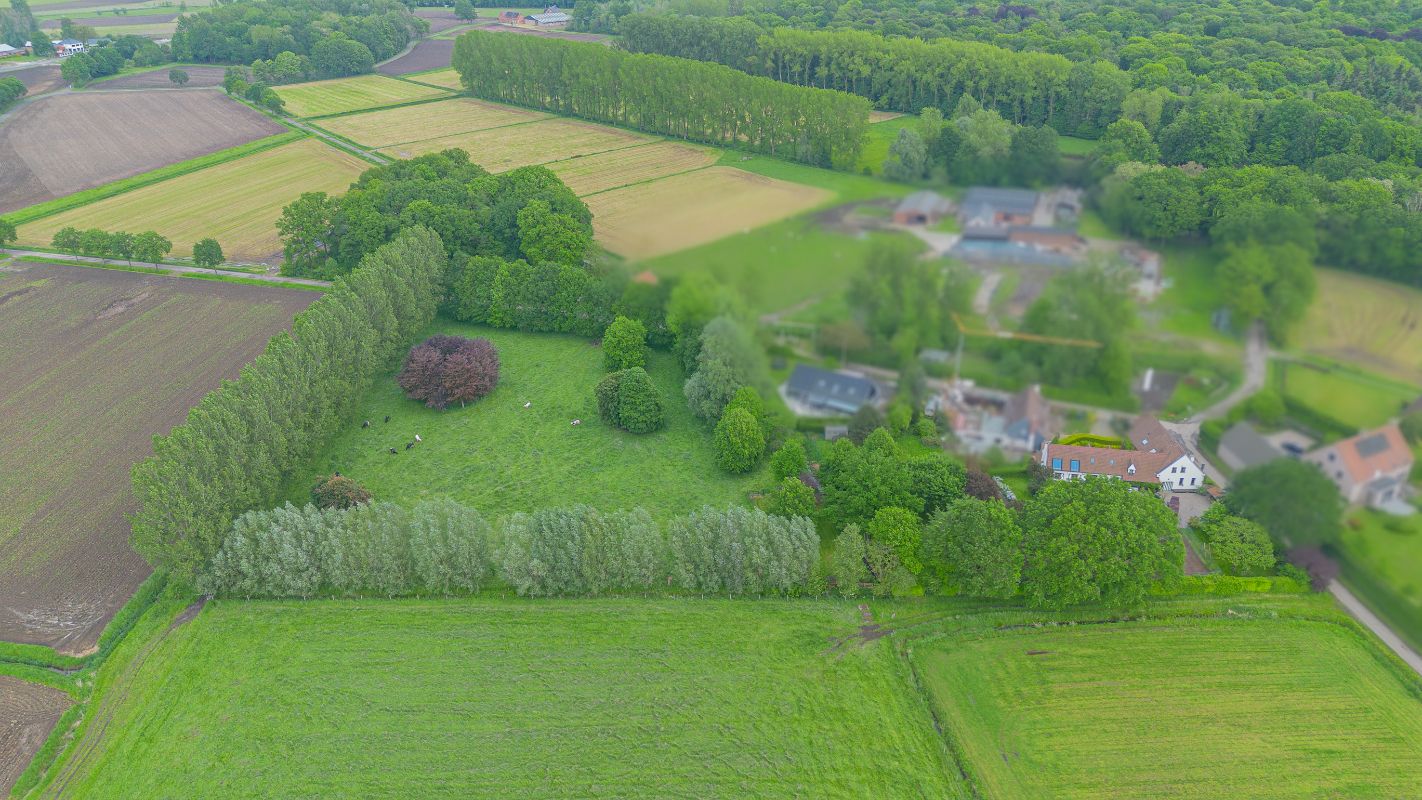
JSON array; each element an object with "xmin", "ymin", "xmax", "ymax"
[
  {"xmin": 360, "ymin": 114, "xmax": 551, "ymax": 149},
  {"xmin": 4, "ymin": 131, "xmax": 306, "ymax": 226},
  {"xmin": 896, "ymin": 639, "xmax": 983, "ymax": 800},
  {"xmin": 6, "ymin": 254, "xmax": 331, "ymax": 291},
  {"xmin": 575, "ymin": 163, "xmax": 718, "ymax": 199},
  {"xmin": 297, "ymin": 92, "xmax": 458, "ymax": 122}
]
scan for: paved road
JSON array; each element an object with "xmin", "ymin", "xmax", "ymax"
[
  {"xmin": 1192, "ymin": 320, "xmax": 1267, "ymax": 422},
  {"xmin": 1330, "ymin": 582, "xmax": 1422, "ymax": 676},
  {"xmin": 3, "ymin": 249, "xmax": 331, "ymax": 288}
]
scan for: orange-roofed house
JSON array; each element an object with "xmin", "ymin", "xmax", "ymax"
[
  {"xmin": 1304, "ymin": 423, "xmax": 1414, "ymax": 509},
  {"xmin": 1039, "ymin": 416, "xmax": 1206, "ymax": 492}
]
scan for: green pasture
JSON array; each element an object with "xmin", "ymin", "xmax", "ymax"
[
  {"xmin": 915, "ymin": 614, "xmax": 1422, "ymax": 799},
  {"xmin": 1272, "ymin": 358, "xmax": 1417, "ymax": 430},
  {"xmin": 287, "ymin": 322, "xmax": 764, "ymax": 519},
  {"xmin": 1339, "ymin": 508, "xmax": 1422, "ymax": 617},
  {"xmin": 35, "ymin": 599, "xmax": 965, "ymax": 798},
  {"xmin": 273, "ymin": 74, "xmax": 452, "ymax": 118},
  {"xmin": 855, "ymin": 115, "xmax": 915, "ymax": 175}
]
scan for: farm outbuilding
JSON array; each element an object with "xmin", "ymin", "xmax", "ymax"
[
  {"xmin": 893, "ymin": 190, "xmax": 951, "ymax": 225},
  {"xmin": 499, "ymin": 10, "xmax": 525, "ymax": 23},
  {"xmin": 527, "ymin": 6, "xmax": 571, "ymax": 26}
]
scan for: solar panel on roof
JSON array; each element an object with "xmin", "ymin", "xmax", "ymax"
[{"xmin": 1355, "ymin": 433, "xmax": 1390, "ymax": 458}]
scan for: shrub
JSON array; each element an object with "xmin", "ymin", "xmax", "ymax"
[
  {"xmin": 601, "ymin": 315, "xmax": 648, "ymax": 372},
  {"xmin": 614, "ymin": 367, "xmax": 665, "ymax": 433},
  {"xmin": 1194, "ymin": 509, "xmax": 1275, "ymax": 576},
  {"xmin": 769, "ymin": 438, "xmax": 809, "ymax": 481},
  {"xmin": 310, "ymin": 474, "xmax": 372, "ymax": 509},
  {"xmin": 595, "ymin": 370, "xmax": 624, "ymax": 424},
  {"xmin": 397, "ymin": 335, "xmax": 500, "ymax": 410},
  {"xmin": 714, "ymin": 406, "xmax": 765, "ymax": 473},
  {"xmin": 1286, "ymin": 545, "xmax": 1338, "ymax": 591}
]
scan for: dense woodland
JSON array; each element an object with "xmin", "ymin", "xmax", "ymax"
[
  {"xmin": 451, "ymin": 31, "xmax": 870, "ymax": 168},
  {"xmin": 172, "ymin": 0, "xmax": 424, "ymax": 71}
]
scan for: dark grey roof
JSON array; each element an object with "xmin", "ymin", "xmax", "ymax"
[
  {"xmin": 896, "ymin": 190, "xmax": 948, "ymax": 215},
  {"xmin": 786, "ymin": 364, "xmax": 878, "ymax": 413},
  {"xmin": 1356, "ymin": 432, "xmax": 1391, "ymax": 459},
  {"xmin": 960, "ymin": 187, "xmax": 1038, "ymax": 219},
  {"xmin": 1220, "ymin": 422, "xmax": 1283, "ymax": 469}
]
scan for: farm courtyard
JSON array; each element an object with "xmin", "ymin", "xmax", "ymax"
[
  {"xmin": 288, "ymin": 322, "xmax": 764, "ymax": 519},
  {"xmin": 0, "ymin": 261, "xmax": 315, "ymax": 652}
]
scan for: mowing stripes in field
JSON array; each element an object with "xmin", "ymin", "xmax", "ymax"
[
  {"xmin": 36, "ymin": 600, "xmax": 969, "ymax": 798},
  {"xmin": 273, "ymin": 74, "xmax": 453, "ymax": 118},
  {"xmin": 914, "ymin": 618, "xmax": 1422, "ymax": 799},
  {"xmin": 377, "ymin": 117, "xmax": 653, "ymax": 169},
  {"xmin": 585, "ymin": 167, "xmax": 831, "ymax": 260},
  {"xmin": 547, "ymin": 141, "xmax": 718, "ymax": 196},
  {"xmin": 313, "ymin": 97, "xmax": 547, "ymax": 149},
  {"xmin": 405, "ymin": 67, "xmax": 464, "ymax": 90},
  {"xmin": 15, "ymin": 139, "xmax": 368, "ymax": 261}
]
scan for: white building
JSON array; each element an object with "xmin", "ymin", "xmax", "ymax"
[{"xmin": 1039, "ymin": 416, "xmax": 1207, "ymax": 492}]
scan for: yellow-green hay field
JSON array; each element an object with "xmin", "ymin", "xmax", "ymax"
[
  {"xmin": 273, "ymin": 74, "xmax": 451, "ymax": 118},
  {"xmin": 915, "ymin": 616, "xmax": 1422, "ymax": 799},
  {"xmin": 585, "ymin": 166, "xmax": 831, "ymax": 259},
  {"xmin": 407, "ymin": 67, "xmax": 464, "ymax": 90},
  {"xmin": 315, "ymin": 97, "xmax": 546, "ymax": 148},
  {"xmin": 378, "ymin": 117, "xmax": 653, "ymax": 170},
  {"xmin": 548, "ymin": 141, "xmax": 719, "ymax": 196},
  {"xmin": 16, "ymin": 138, "xmax": 368, "ymax": 261},
  {"xmin": 1296, "ymin": 268, "xmax": 1422, "ymax": 385}
]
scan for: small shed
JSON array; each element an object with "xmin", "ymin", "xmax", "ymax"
[
  {"xmin": 893, "ymin": 191, "xmax": 952, "ymax": 226},
  {"xmin": 499, "ymin": 10, "xmax": 525, "ymax": 23}
]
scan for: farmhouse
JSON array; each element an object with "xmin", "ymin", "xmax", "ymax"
[
  {"xmin": 784, "ymin": 363, "xmax": 881, "ymax": 415},
  {"xmin": 499, "ymin": 10, "xmax": 525, "ymax": 23},
  {"xmin": 1040, "ymin": 416, "xmax": 1207, "ymax": 491},
  {"xmin": 52, "ymin": 38, "xmax": 85, "ymax": 56},
  {"xmin": 893, "ymin": 190, "xmax": 952, "ymax": 226},
  {"xmin": 946, "ymin": 383, "xmax": 1055, "ymax": 455},
  {"xmin": 959, "ymin": 186, "xmax": 1038, "ymax": 228},
  {"xmin": 1304, "ymin": 423, "xmax": 1414, "ymax": 510},
  {"xmin": 527, "ymin": 6, "xmax": 571, "ymax": 26}
]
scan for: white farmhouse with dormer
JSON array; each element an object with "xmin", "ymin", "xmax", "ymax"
[{"xmin": 1039, "ymin": 416, "xmax": 1206, "ymax": 492}]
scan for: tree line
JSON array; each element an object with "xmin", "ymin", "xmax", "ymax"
[
  {"xmin": 0, "ymin": 77, "xmax": 24, "ymax": 114},
  {"xmin": 130, "ymin": 228, "xmax": 447, "ymax": 582},
  {"xmin": 201, "ymin": 501, "xmax": 819, "ymax": 599},
  {"xmin": 451, "ymin": 31, "xmax": 870, "ymax": 169},
  {"xmin": 171, "ymin": 0, "xmax": 424, "ymax": 72}
]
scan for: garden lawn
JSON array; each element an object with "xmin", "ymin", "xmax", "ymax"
[
  {"xmin": 273, "ymin": 74, "xmax": 451, "ymax": 118},
  {"xmin": 288, "ymin": 322, "xmax": 764, "ymax": 518},
  {"xmin": 36, "ymin": 599, "xmax": 966, "ymax": 799},
  {"xmin": 1273, "ymin": 358, "xmax": 1418, "ymax": 430},
  {"xmin": 915, "ymin": 615, "xmax": 1422, "ymax": 799}
]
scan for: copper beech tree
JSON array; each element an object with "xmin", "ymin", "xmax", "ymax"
[{"xmin": 397, "ymin": 335, "xmax": 500, "ymax": 410}]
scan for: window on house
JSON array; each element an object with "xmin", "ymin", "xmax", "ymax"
[
  {"xmin": 1070, "ymin": 459, "xmax": 1080, "ymax": 472},
  {"xmin": 1052, "ymin": 458, "xmax": 1062, "ymax": 470},
  {"xmin": 1190, "ymin": 477, "xmax": 1197, "ymax": 486}
]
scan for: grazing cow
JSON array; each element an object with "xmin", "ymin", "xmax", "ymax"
[
  {"xmin": 571, "ymin": 419, "xmax": 581, "ymax": 426},
  {"xmin": 361, "ymin": 420, "xmax": 370, "ymax": 428},
  {"xmin": 388, "ymin": 448, "xmax": 398, "ymax": 455},
  {"xmin": 384, "ymin": 415, "xmax": 391, "ymax": 423},
  {"xmin": 405, "ymin": 442, "xmax": 414, "ymax": 450},
  {"xmin": 414, "ymin": 434, "xmax": 422, "ymax": 443},
  {"xmin": 524, "ymin": 402, "xmax": 532, "ymax": 408}
]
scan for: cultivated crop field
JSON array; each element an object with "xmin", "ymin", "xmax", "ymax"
[
  {"xmin": 548, "ymin": 141, "xmax": 719, "ymax": 196},
  {"xmin": 376, "ymin": 39, "xmax": 456, "ymax": 74},
  {"xmin": 288, "ymin": 322, "xmax": 762, "ymax": 518},
  {"xmin": 586, "ymin": 167, "xmax": 831, "ymax": 260},
  {"xmin": 0, "ymin": 676, "xmax": 70, "ymax": 795},
  {"xmin": 1297, "ymin": 268, "xmax": 1422, "ymax": 385},
  {"xmin": 36, "ymin": 599, "xmax": 965, "ymax": 799},
  {"xmin": 317, "ymin": 97, "xmax": 546, "ymax": 148},
  {"xmin": 0, "ymin": 262, "xmax": 315, "ymax": 652},
  {"xmin": 91, "ymin": 65, "xmax": 227, "ymax": 89},
  {"xmin": 273, "ymin": 74, "xmax": 451, "ymax": 118},
  {"xmin": 378, "ymin": 117, "xmax": 653, "ymax": 167},
  {"xmin": 16, "ymin": 138, "xmax": 368, "ymax": 262},
  {"xmin": 0, "ymin": 89, "xmax": 284, "ymax": 214},
  {"xmin": 914, "ymin": 616, "xmax": 1422, "ymax": 799}
]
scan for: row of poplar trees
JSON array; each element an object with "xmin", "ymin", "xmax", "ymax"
[
  {"xmin": 617, "ymin": 16, "xmax": 1129, "ymax": 138},
  {"xmin": 451, "ymin": 31, "xmax": 870, "ymax": 169},
  {"xmin": 129, "ymin": 228, "xmax": 447, "ymax": 582}
]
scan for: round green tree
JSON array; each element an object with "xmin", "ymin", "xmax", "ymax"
[
  {"xmin": 614, "ymin": 367, "xmax": 665, "ymax": 434},
  {"xmin": 765, "ymin": 476, "xmax": 816, "ymax": 518},
  {"xmin": 714, "ymin": 407, "xmax": 765, "ymax": 474},
  {"xmin": 602, "ymin": 316, "xmax": 648, "ymax": 372},
  {"xmin": 193, "ymin": 238, "xmax": 224, "ymax": 271},
  {"xmin": 867, "ymin": 505, "xmax": 923, "ymax": 574},
  {"xmin": 769, "ymin": 438, "xmax": 809, "ymax": 481}
]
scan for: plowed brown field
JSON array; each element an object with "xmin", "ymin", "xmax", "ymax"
[
  {"xmin": 0, "ymin": 261, "xmax": 315, "ymax": 654},
  {"xmin": 0, "ymin": 677, "xmax": 70, "ymax": 795}
]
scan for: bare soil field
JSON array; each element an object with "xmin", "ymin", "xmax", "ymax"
[
  {"xmin": 376, "ymin": 39, "xmax": 455, "ymax": 75},
  {"xmin": 0, "ymin": 261, "xmax": 316, "ymax": 654},
  {"xmin": 17, "ymin": 137, "xmax": 368, "ymax": 262},
  {"xmin": 379, "ymin": 117, "xmax": 652, "ymax": 168},
  {"xmin": 0, "ymin": 677, "xmax": 70, "ymax": 795},
  {"xmin": 586, "ymin": 166, "xmax": 831, "ymax": 259},
  {"xmin": 3, "ymin": 64, "xmax": 66, "ymax": 96},
  {"xmin": 93, "ymin": 65, "xmax": 227, "ymax": 90},
  {"xmin": 548, "ymin": 141, "xmax": 718, "ymax": 196},
  {"xmin": 0, "ymin": 89, "xmax": 284, "ymax": 214},
  {"xmin": 316, "ymin": 96, "xmax": 544, "ymax": 148},
  {"xmin": 411, "ymin": 8, "xmax": 466, "ymax": 33}
]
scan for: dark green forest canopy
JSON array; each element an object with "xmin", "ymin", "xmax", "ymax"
[{"xmin": 172, "ymin": 0, "xmax": 425, "ymax": 66}]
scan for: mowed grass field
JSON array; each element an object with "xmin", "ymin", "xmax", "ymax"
[
  {"xmin": 37, "ymin": 599, "xmax": 965, "ymax": 799},
  {"xmin": 378, "ymin": 117, "xmax": 653, "ymax": 166},
  {"xmin": 408, "ymin": 67, "xmax": 464, "ymax": 89},
  {"xmin": 273, "ymin": 74, "xmax": 452, "ymax": 118},
  {"xmin": 1340, "ymin": 509, "xmax": 1422, "ymax": 613},
  {"xmin": 1297, "ymin": 268, "xmax": 1422, "ymax": 385},
  {"xmin": 915, "ymin": 616, "xmax": 1422, "ymax": 799},
  {"xmin": 548, "ymin": 141, "xmax": 718, "ymax": 196},
  {"xmin": 586, "ymin": 167, "xmax": 830, "ymax": 260},
  {"xmin": 317, "ymin": 97, "xmax": 546, "ymax": 148},
  {"xmin": 16, "ymin": 138, "xmax": 368, "ymax": 261},
  {"xmin": 287, "ymin": 322, "xmax": 764, "ymax": 518},
  {"xmin": 1272, "ymin": 359, "xmax": 1418, "ymax": 429},
  {"xmin": 0, "ymin": 262, "xmax": 315, "ymax": 653}
]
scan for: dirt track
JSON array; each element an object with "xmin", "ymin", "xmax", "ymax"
[
  {"xmin": 52, "ymin": 12, "xmax": 178, "ymax": 26},
  {"xmin": 0, "ymin": 677, "xmax": 71, "ymax": 795},
  {"xmin": 377, "ymin": 40, "xmax": 454, "ymax": 75},
  {"xmin": 0, "ymin": 262, "xmax": 315, "ymax": 654},
  {"xmin": 0, "ymin": 89, "xmax": 283, "ymax": 213}
]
